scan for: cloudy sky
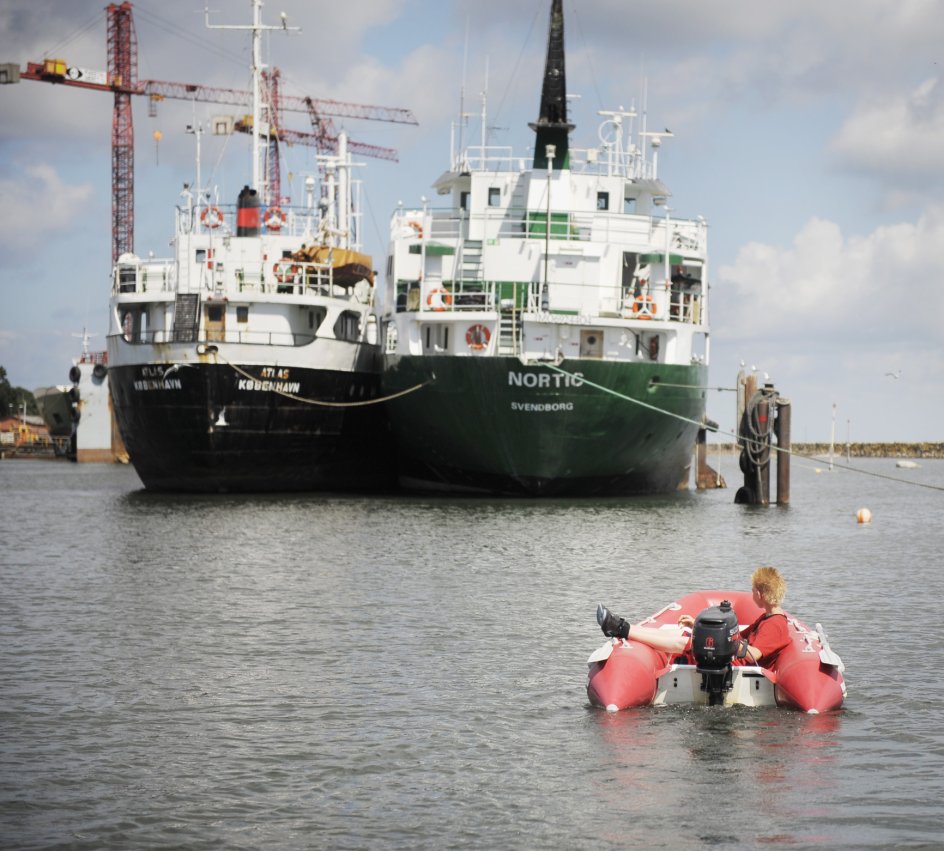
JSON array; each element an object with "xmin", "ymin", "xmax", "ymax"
[{"xmin": 1, "ymin": 0, "xmax": 942, "ymax": 442}]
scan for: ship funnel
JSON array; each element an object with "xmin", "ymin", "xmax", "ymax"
[
  {"xmin": 529, "ymin": 0, "xmax": 574, "ymax": 170},
  {"xmin": 237, "ymin": 185, "xmax": 260, "ymax": 236}
]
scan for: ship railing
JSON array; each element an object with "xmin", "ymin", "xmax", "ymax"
[
  {"xmin": 113, "ymin": 259, "xmax": 177, "ymax": 294},
  {"xmin": 78, "ymin": 350, "xmax": 108, "ymax": 366},
  {"xmin": 398, "ymin": 280, "xmax": 498, "ymax": 313},
  {"xmin": 405, "ymin": 277, "xmax": 703, "ymax": 325},
  {"xmin": 454, "ymin": 145, "xmax": 665, "ymax": 181},
  {"xmin": 413, "ymin": 207, "xmax": 705, "ymax": 253},
  {"xmin": 208, "ymin": 261, "xmax": 366, "ymax": 301},
  {"xmin": 509, "ymin": 282, "xmax": 703, "ymax": 326},
  {"xmin": 113, "ymin": 329, "xmax": 318, "ymax": 347},
  {"xmin": 175, "ymin": 203, "xmax": 322, "ymax": 240},
  {"xmin": 614, "ymin": 290, "xmax": 704, "ymax": 324},
  {"xmin": 399, "ymin": 271, "xmax": 704, "ymax": 325}
]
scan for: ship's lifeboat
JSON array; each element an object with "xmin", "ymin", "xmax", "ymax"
[{"xmin": 586, "ymin": 590, "xmax": 846, "ymax": 714}]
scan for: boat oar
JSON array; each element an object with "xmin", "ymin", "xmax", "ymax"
[
  {"xmin": 587, "ymin": 640, "xmax": 616, "ymax": 664},
  {"xmin": 815, "ymin": 623, "xmax": 845, "ymax": 671}
]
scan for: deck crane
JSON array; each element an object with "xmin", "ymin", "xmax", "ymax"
[{"xmin": 0, "ymin": 1, "xmax": 417, "ymax": 262}]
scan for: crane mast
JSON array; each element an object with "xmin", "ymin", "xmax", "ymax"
[{"xmin": 2, "ymin": 0, "xmax": 417, "ymax": 260}]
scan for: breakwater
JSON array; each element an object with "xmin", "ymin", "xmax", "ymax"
[{"xmin": 711, "ymin": 442, "xmax": 944, "ymax": 459}]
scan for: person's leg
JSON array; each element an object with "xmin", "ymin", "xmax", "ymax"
[
  {"xmin": 597, "ymin": 604, "xmax": 689, "ymax": 653},
  {"xmin": 597, "ymin": 604, "xmax": 629, "ymax": 639}
]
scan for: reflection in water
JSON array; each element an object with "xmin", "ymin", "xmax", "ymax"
[{"xmin": 588, "ymin": 706, "xmax": 842, "ymax": 847}]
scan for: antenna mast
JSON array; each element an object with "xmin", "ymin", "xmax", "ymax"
[{"xmin": 204, "ymin": 0, "xmax": 298, "ymax": 193}]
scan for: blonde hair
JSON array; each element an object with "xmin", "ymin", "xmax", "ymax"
[{"xmin": 752, "ymin": 566, "xmax": 787, "ymax": 606}]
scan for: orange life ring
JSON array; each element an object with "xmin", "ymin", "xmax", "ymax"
[
  {"xmin": 408, "ymin": 220, "xmax": 423, "ymax": 238},
  {"xmin": 426, "ymin": 288, "xmax": 452, "ymax": 311},
  {"xmin": 274, "ymin": 260, "xmax": 301, "ymax": 283},
  {"xmin": 632, "ymin": 294, "xmax": 656, "ymax": 319},
  {"xmin": 200, "ymin": 205, "xmax": 224, "ymax": 229},
  {"xmin": 465, "ymin": 324, "xmax": 491, "ymax": 351},
  {"xmin": 263, "ymin": 207, "xmax": 285, "ymax": 231}
]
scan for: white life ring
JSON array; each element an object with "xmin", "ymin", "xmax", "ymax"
[
  {"xmin": 201, "ymin": 206, "xmax": 224, "ymax": 229},
  {"xmin": 263, "ymin": 207, "xmax": 286, "ymax": 231},
  {"xmin": 426, "ymin": 288, "xmax": 452, "ymax": 311},
  {"xmin": 466, "ymin": 324, "xmax": 491, "ymax": 351},
  {"xmin": 274, "ymin": 260, "xmax": 301, "ymax": 283},
  {"xmin": 632, "ymin": 294, "xmax": 656, "ymax": 319}
]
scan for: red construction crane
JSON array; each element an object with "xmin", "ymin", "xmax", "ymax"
[{"xmin": 2, "ymin": 2, "xmax": 416, "ymax": 261}]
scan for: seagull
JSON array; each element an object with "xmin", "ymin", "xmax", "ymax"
[
  {"xmin": 885, "ymin": 369, "xmax": 902, "ymax": 379},
  {"xmin": 162, "ymin": 363, "xmax": 195, "ymax": 381}
]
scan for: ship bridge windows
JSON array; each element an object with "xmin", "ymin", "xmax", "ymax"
[
  {"xmin": 489, "ymin": 187, "xmax": 501, "ymax": 207},
  {"xmin": 236, "ymin": 305, "xmax": 249, "ymax": 324},
  {"xmin": 624, "ymin": 197, "xmax": 637, "ymax": 214},
  {"xmin": 460, "ymin": 191, "xmax": 471, "ymax": 211},
  {"xmin": 334, "ymin": 310, "xmax": 361, "ymax": 342},
  {"xmin": 579, "ymin": 329, "xmax": 604, "ymax": 359},
  {"xmin": 597, "ymin": 191, "xmax": 610, "ymax": 211}
]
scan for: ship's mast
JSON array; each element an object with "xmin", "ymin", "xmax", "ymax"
[
  {"xmin": 529, "ymin": 0, "xmax": 574, "ymax": 170},
  {"xmin": 204, "ymin": 0, "xmax": 298, "ymax": 193}
]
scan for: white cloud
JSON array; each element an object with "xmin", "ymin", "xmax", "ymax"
[
  {"xmin": 831, "ymin": 76, "xmax": 944, "ymax": 182},
  {"xmin": 0, "ymin": 162, "xmax": 95, "ymax": 256},
  {"xmin": 716, "ymin": 205, "xmax": 944, "ymax": 345}
]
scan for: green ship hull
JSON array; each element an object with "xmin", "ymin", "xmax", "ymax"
[{"xmin": 382, "ymin": 356, "xmax": 708, "ymax": 496}]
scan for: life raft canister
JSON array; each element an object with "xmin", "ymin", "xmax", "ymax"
[
  {"xmin": 201, "ymin": 205, "xmax": 224, "ymax": 229},
  {"xmin": 466, "ymin": 324, "xmax": 491, "ymax": 350},
  {"xmin": 263, "ymin": 206, "xmax": 286, "ymax": 231},
  {"xmin": 408, "ymin": 220, "xmax": 423, "ymax": 238},
  {"xmin": 426, "ymin": 288, "xmax": 453, "ymax": 311},
  {"xmin": 633, "ymin": 293, "xmax": 656, "ymax": 319}
]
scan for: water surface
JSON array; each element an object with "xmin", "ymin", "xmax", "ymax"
[{"xmin": 2, "ymin": 457, "xmax": 943, "ymax": 849}]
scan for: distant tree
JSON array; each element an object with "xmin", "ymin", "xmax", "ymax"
[{"xmin": 0, "ymin": 366, "xmax": 38, "ymax": 417}]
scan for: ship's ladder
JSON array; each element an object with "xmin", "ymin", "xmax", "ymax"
[
  {"xmin": 459, "ymin": 239, "xmax": 484, "ymax": 284},
  {"xmin": 498, "ymin": 305, "xmax": 520, "ymax": 355},
  {"xmin": 172, "ymin": 294, "xmax": 200, "ymax": 343}
]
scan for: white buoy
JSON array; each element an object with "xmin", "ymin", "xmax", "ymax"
[{"xmin": 856, "ymin": 507, "xmax": 872, "ymax": 524}]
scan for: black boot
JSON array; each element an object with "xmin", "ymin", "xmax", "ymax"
[{"xmin": 596, "ymin": 603, "xmax": 630, "ymax": 639}]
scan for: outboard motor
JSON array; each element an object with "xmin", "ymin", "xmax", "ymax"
[{"xmin": 691, "ymin": 600, "xmax": 741, "ymax": 705}]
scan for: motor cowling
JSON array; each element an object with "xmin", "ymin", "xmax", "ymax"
[
  {"xmin": 692, "ymin": 600, "xmax": 740, "ymax": 669},
  {"xmin": 691, "ymin": 600, "xmax": 741, "ymax": 705}
]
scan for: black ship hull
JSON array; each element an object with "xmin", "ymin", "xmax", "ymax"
[{"xmin": 109, "ymin": 361, "xmax": 396, "ymax": 493}]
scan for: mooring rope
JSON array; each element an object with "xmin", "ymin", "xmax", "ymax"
[
  {"xmin": 215, "ymin": 352, "xmax": 430, "ymax": 408},
  {"xmin": 540, "ymin": 362, "xmax": 944, "ymax": 493},
  {"xmin": 648, "ymin": 381, "xmax": 737, "ymax": 392}
]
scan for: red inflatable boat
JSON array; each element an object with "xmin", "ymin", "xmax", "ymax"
[{"xmin": 586, "ymin": 590, "xmax": 846, "ymax": 714}]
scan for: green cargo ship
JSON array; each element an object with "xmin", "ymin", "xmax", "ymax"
[{"xmin": 380, "ymin": 0, "xmax": 711, "ymax": 496}]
